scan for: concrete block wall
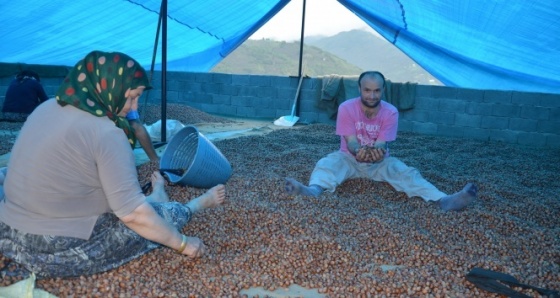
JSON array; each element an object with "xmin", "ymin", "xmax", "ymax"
[
  {"xmin": 1, "ymin": 66, "xmax": 559, "ymax": 148},
  {"xmin": 402, "ymin": 86, "xmax": 560, "ymax": 148}
]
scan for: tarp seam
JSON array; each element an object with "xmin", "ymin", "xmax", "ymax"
[{"xmin": 391, "ymin": 0, "xmax": 408, "ymax": 44}]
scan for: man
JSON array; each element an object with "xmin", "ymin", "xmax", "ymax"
[
  {"xmin": 127, "ymin": 109, "xmax": 159, "ymax": 162},
  {"xmin": 285, "ymin": 71, "xmax": 476, "ymax": 211}
]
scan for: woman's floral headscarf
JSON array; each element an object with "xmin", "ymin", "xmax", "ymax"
[{"xmin": 56, "ymin": 50, "xmax": 151, "ymax": 148}]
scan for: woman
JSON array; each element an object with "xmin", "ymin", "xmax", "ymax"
[
  {"xmin": 0, "ymin": 50, "xmax": 226, "ymax": 278},
  {"xmin": 2, "ymin": 70, "xmax": 50, "ymax": 122}
]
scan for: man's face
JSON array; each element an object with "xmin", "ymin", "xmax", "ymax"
[{"xmin": 359, "ymin": 76, "xmax": 384, "ymax": 109}]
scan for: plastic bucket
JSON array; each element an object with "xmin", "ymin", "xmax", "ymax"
[{"xmin": 160, "ymin": 125, "xmax": 232, "ymax": 188}]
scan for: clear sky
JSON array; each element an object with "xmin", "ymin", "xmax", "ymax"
[{"xmin": 249, "ymin": 0, "xmax": 377, "ymax": 41}]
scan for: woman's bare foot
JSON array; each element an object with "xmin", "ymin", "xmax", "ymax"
[
  {"xmin": 285, "ymin": 178, "xmax": 323, "ymax": 197},
  {"xmin": 439, "ymin": 183, "xmax": 477, "ymax": 211},
  {"xmin": 146, "ymin": 171, "xmax": 169, "ymax": 203},
  {"xmin": 186, "ymin": 184, "xmax": 226, "ymax": 213}
]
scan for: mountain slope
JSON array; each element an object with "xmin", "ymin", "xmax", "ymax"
[
  {"xmin": 211, "ymin": 39, "xmax": 363, "ymax": 77},
  {"xmin": 212, "ymin": 30, "xmax": 442, "ymax": 85},
  {"xmin": 307, "ymin": 30, "xmax": 442, "ymax": 85}
]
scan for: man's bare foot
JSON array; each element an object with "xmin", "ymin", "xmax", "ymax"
[
  {"xmin": 439, "ymin": 183, "xmax": 477, "ymax": 211},
  {"xmin": 285, "ymin": 178, "xmax": 323, "ymax": 197},
  {"xmin": 146, "ymin": 171, "xmax": 169, "ymax": 203},
  {"xmin": 186, "ymin": 184, "xmax": 226, "ymax": 213}
]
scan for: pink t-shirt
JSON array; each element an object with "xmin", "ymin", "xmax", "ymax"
[{"xmin": 336, "ymin": 97, "xmax": 398, "ymax": 154}]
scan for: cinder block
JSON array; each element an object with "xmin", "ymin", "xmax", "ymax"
[
  {"xmin": 437, "ymin": 125, "xmax": 465, "ymax": 138},
  {"xmin": 539, "ymin": 92, "xmax": 560, "ymax": 108},
  {"xmin": 277, "ymin": 88, "xmax": 296, "ymax": 100},
  {"xmin": 456, "ymin": 88, "xmax": 484, "ymax": 102},
  {"xmin": 546, "ymin": 133, "xmax": 560, "ymax": 148},
  {"xmin": 481, "ymin": 116, "xmax": 509, "ymax": 129},
  {"xmin": 270, "ymin": 76, "xmax": 291, "ymax": 87},
  {"xmin": 270, "ymin": 98, "xmax": 291, "ymax": 110},
  {"xmin": 550, "ymin": 107, "xmax": 560, "ymax": 120},
  {"xmin": 414, "ymin": 85, "xmax": 432, "ymax": 97},
  {"xmin": 520, "ymin": 106, "xmax": 550, "ymax": 120},
  {"xmin": 299, "ymin": 111, "xmax": 319, "ymax": 124},
  {"xmin": 455, "ymin": 114, "xmax": 481, "ymax": 127},
  {"xmin": 231, "ymin": 96, "xmax": 251, "ymax": 107},
  {"xmin": 231, "ymin": 74, "xmax": 251, "ymax": 85},
  {"xmin": 201, "ymin": 83, "xmax": 223, "ymax": 94},
  {"xmin": 484, "ymin": 90, "xmax": 512, "ymax": 104},
  {"xmin": 536, "ymin": 120, "xmax": 560, "ymax": 133},
  {"xmin": 412, "ymin": 122, "xmax": 438, "ymax": 134},
  {"xmin": 428, "ymin": 111, "xmax": 455, "ymax": 124},
  {"xmin": 439, "ymin": 99, "xmax": 466, "ymax": 113},
  {"xmin": 256, "ymin": 86, "xmax": 277, "ymax": 98},
  {"xmin": 403, "ymin": 110, "xmax": 430, "ymax": 122},
  {"xmin": 237, "ymin": 85, "xmax": 259, "ymax": 97},
  {"xmin": 166, "ymin": 80, "xmax": 180, "ymax": 91},
  {"xmin": 179, "ymin": 81, "xmax": 201, "ymax": 93},
  {"xmin": 166, "ymin": 90, "xmax": 179, "ymax": 103},
  {"xmin": 492, "ymin": 104, "xmax": 520, "ymax": 117},
  {"xmin": 463, "ymin": 128, "xmax": 491, "ymax": 141},
  {"xmin": 236, "ymin": 106, "xmax": 255, "ymax": 117},
  {"xmin": 517, "ymin": 132, "xmax": 547, "ymax": 147},
  {"xmin": 254, "ymin": 108, "xmax": 276, "ymax": 118},
  {"xmin": 222, "ymin": 84, "xmax": 240, "ymax": 96},
  {"xmin": 488, "ymin": 129, "xmax": 518, "ymax": 143},
  {"xmin": 511, "ymin": 91, "xmax": 541, "ymax": 106},
  {"xmin": 169, "ymin": 71, "xmax": 196, "ymax": 81},
  {"xmin": 317, "ymin": 112, "xmax": 336, "ymax": 124},
  {"xmin": 212, "ymin": 94, "xmax": 231, "ymax": 105},
  {"xmin": 509, "ymin": 118, "xmax": 538, "ymax": 132},
  {"xmin": 397, "ymin": 119, "xmax": 413, "ymax": 132},
  {"xmin": 215, "ymin": 105, "xmax": 237, "ymax": 116},
  {"xmin": 299, "ymin": 99, "xmax": 318, "ymax": 112},
  {"xmin": 251, "ymin": 97, "xmax": 270, "ymax": 109},
  {"xmin": 431, "ymin": 85, "xmax": 458, "ymax": 99},
  {"xmin": 194, "ymin": 72, "xmax": 213, "ymax": 83},
  {"xmin": 212, "ymin": 73, "xmax": 232, "ymax": 84},
  {"xmin": 465, "ymin": 102, "xmax": 492, "ymax": 115},
  {"xmin": 414, "ymin": 97, "xmax": 440, "ymax": 110},
  {"xmin": 249, "ymin": 75, "xmax": 271, "ymax": 86}
]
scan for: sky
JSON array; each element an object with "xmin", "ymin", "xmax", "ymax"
[{"xmin": 249, "ymin": 0, "xmax": 377, "ymax": 41}]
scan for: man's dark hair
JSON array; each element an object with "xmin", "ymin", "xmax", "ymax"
[{"xmin": 358, "ymin": 71, "xmax": 385, "ymax": 88}]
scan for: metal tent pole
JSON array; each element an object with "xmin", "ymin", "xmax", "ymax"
[
  {"xmin": 297, "ymin": 0, "xmax": 306, "ymax": 78},
  {"xmin": 161, "ymin": 0, "xmax": 168, "ymax": 143},
  {"xmin": 142, "ymin": 0, "xmax": 163, "ymax": 124},
  {"xmin": 296, "ymin": 0, "xmax": 306, "ymax": 116}
]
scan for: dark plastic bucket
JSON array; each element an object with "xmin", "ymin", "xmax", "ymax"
[{"xmin": 160, "ymin": 126, "xmax": 232, "ymax": 188}]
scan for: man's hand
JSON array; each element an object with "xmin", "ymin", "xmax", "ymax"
[{"xmin": 355, "ymin": 146, "xmax": 385, "ymax": 163}]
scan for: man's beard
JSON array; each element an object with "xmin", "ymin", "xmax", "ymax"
[{"xmin": 361, "ymin": 97, "xmax": 381, "ymax": 108}]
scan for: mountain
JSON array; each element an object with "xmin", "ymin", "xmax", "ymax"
[
  {"xmin": 306, "ymin": 29, "xmax": 442, "ymax": 85},
  {"xmin": 211, "ymin": 39, "xmax": 363, "ymax": 77},
  {"xmin": 212, "ymin": 30, "xmax": 442, "ymax": 85}
]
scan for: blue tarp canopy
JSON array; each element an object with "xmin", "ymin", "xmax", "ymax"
[{"xmin": 1, "ymin": 0, "xmax": 559, "ymax": 94}]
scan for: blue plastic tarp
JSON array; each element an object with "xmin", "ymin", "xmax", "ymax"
[
  {"xmin": 339, "ymin": 0, "xmax": 560, "ymax": 94},
  {"xmin": 0, "ymin": 0, "xmax": 289, "ymax": 72},
  {"xmin": 1, "ymin": 0, "xmax": 559, "ymax": 94}
]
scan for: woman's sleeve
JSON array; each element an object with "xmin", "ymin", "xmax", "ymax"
[{"xmin": 95, "ymin": 128, "xmax": 145, "ymax": 217}]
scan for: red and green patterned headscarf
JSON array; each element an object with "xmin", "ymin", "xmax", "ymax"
[{"xmin": 56, "ymin": 50, "xmax": 152, "ymax": 148}]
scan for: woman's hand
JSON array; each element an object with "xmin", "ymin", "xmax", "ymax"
[{"xmin": 181, "ymin": 236, "xmax": 206, "ymax": 258}]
